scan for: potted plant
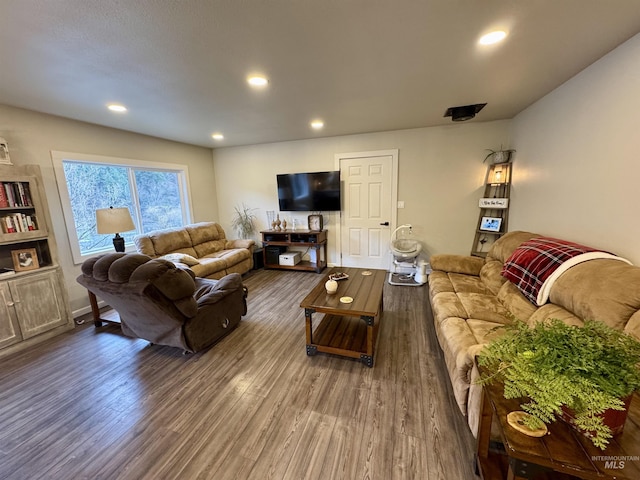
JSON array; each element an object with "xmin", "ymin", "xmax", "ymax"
[
  {"xmin": 477, "ymin": 319, "xmax": 640, "ymax": 449},
  {"xmin": 231, "ymin": 203, "xmax": 257, "ymax": 240},
  {"xmin": 483, "ymin": 145, "xmax": 515, "ymax": 164}
]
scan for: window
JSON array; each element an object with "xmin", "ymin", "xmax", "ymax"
[{"xmin": 52, "ymin": 152, "xmax": 192, "ymax": 264}]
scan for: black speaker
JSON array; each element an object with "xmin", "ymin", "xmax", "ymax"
[
  {"xmin": 444, "ymin": 103, "xmax": 487, "ymax": 122},
  {"xmin": 265, "ymin": 246, "xmax": 287, "ymax": 264}
]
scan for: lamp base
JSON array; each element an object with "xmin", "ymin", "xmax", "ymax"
[{"xmin": 112, "ymin": 234, "xmax": 125, "ymax": 252}]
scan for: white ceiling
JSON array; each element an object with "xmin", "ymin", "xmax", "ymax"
[{"xmin": 2, "ymin": 1, "xmax": 640, "ymax": 148}]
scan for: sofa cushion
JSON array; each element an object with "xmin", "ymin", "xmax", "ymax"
[
  {"xmin": 430, "ymin": 254, "xmax": 484, "ymax": 276},
  {"xmin": 147, "ymin": 228, "xmax": 199, "ymax": 257},
  {"xmin": 497, "ymin": 281, "xmax": 536, "ymax": 323},
  {"xmin": 187, "ymin": 222, "xmax": 227, "ymax": 257},
  {"xmin": 190, "ymin": 257, "xmax": 228, "ymax": 278},
  {"xmin": 527, "ymin": 303, "xmax": 583, "ymax": 327},
  {"xmin": 467, "ymin": 319, "xmax": 508, "ymax": 345},
  {"xmin": 427, "ymin": 271, "xmax": 455, "ymax": 295},
  {"xmin": 91, "ymin": 253, "xmax": 127, "ymax": 281},
  {"xmin": 486, "ymin": 231, "xmax": 540, "ymax": 264},
  {"xmin": 624, "ymin": 311, "xmax": 640, "ymax": 341},
  {"xmin": 479, "ymin": 260, "xmax": 507, "ymax": 295},
  {"xmin": 549, "ymin": 259, "xmax": 640, "ymax": 332},
  {"xmin": 457, "ymin": 293, "xmax": 511, "ymax": 325},
  {"xmin": 160, "ymin": 252, "xmax": 200, "ymax": 266},
  {"xmin": 207, "ymin": 248, "xmax": 251, "ymax": 266},
  {"xmin": 108, "ymin": 254, "xmax": 154, "ymax": 283},
  {"xmin": 434, "ymin": 316, "xmax": 479, "ymax": 414},
  {"xmin": 430, "ymin": 292, "xmax": 468, "ymax": 326},
  {"xmin": 448, "ymin": 273, "xmax": 490, "ymax": 295}
]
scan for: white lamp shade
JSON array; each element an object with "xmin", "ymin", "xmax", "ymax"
[{"xmin": 96, "ymin": 207, "xmax": 135, "ymax": 234}]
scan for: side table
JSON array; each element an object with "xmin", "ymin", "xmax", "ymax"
[
  {"xmin": 476, "ymin": 365, "xmax": 640, "ymax": 479},
  {"xmin": 252, "ymin": 247, "xmax": 264, "ymax": 270}
]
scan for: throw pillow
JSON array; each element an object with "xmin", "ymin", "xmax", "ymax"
[{"xmin": 160, "ymin": 253, "xmax": 200, "ymax": 266}]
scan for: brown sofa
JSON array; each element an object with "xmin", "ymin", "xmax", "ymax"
[
  {"xmin": 134, "ymin": 222, "xmax": 255, "ymax": 280},
  {"xmin": 428, "ymin": 231, "xmax": 640, "ymax": 436},
  {"xmin": 77, "ymin": 253, "xmax": 248, "ymax": 353}
]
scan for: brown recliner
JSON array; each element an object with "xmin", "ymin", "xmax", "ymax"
[{"xmin": 77, "ymin": 253, "xmax": 247, "ymax": 353}]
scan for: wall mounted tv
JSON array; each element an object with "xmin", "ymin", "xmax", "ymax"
[{"xmin": 277, "ymin": 171, "xmax": 341, "ymax": 211}]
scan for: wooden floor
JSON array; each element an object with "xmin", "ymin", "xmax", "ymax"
[{"xmin": 0, "ymin": 269, "xmax": 477, "ymax": 480}]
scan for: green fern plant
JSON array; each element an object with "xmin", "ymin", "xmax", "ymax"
[{"xmin": 477, "ymin": 319, "xmax": 640, "ymax": 449}]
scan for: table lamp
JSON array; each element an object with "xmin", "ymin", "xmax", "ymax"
[{"xmin": 96, "ymin": 207, "xmax": 135, "ymax": 252}]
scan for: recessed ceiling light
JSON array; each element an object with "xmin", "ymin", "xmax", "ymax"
[
  {"xmin": 247, "ymin": 75, "xmax": 268, "ymax": 87},
  {"xmin": 479, "ymin": 30, "xmax": 507, "ymax": 45},
  {"xmin": 211, "ymin": 133, "xmax": 224, "ymax": 141},
  {"xmin": 107, "ymin": 104, "xmax": 127, "ymax": 113},
  {"xmin": 310, "ymin": 120, "xmax": 324, "ymax": 130}
]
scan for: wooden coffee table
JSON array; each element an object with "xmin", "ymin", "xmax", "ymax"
[{"xmin": 300, "ymin": 267, "xmax": 386, "ymax": 367}]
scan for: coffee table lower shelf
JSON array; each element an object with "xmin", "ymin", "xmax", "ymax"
[{"xmin": 305, "ymin": 313, "xmax": 378, "ymax": 367}]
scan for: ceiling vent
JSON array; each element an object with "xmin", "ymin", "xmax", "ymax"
[{"xmin": 444, "ymin": 103, "xmax": 487, "ymax": 122}]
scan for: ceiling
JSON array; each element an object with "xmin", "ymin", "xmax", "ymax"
[{"xmin": 2, "ymin": 1, "xmax": 640, "ymax": 148}]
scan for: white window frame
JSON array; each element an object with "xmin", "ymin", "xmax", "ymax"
[{"xmin": 51, "ymin": 151, "xmax": 193, "ymax": 264}]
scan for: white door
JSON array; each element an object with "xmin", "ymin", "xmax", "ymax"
[{"xmin": 337, "ymin": 150, "xmax": 397, "ymax": 269}]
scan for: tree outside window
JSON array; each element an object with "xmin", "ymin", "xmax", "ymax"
[{"xmin": 62, "ymin": 161, "xmax": 188, "ymax": 257}]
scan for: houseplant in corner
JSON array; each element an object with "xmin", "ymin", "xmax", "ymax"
[
  {"xmin": 231, "ymin": 203, "xmax": 257, "ymax": 240},
  {"xmin": 477, "ymin": 319, "xmax": 640, "ymax": 449}
]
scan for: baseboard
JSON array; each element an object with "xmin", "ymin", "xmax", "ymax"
[{"xmin": 72, "ymin": 299, "xmax": 106, "ymax": 319}]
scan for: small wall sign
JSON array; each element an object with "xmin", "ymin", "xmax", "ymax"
[{"xmin": 479, "ymin": 198, "xmax": 509, "ymax": 209}]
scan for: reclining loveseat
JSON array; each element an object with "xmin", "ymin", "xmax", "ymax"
[{"xmin": 77, "ymin": 253, "xmax": 248, "ymax": 353}]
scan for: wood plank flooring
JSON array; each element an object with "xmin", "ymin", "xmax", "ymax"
[{"xmin": 0, "ymin": 269, "xmax": 477, "ymax": 479}]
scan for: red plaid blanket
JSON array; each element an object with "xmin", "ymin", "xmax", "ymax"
[{"xmin": 501, "ymin": 237, "xmax": 604, "ymax": 305}]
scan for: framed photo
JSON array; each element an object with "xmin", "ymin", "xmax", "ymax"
[
  {"xmin": 480, "ymin": 216, "xmax": 502, "ymax": 233},
  {"xmin": 308, "ymin": 214, "xmax": 323, "ymax": 231},
  {"xmin": 0, "ymin": 137, "xmax": 11, "ymax": 165},
  {"xmin": 12, "ymin": 248, "xmax": 39, "ymax": 272}
]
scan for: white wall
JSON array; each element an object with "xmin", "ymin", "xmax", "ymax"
[
  {"xmin": 0, "ymin": 104, "xmax": 218, "ymax": 313},
  {"xmin": 510, "ymin": 33, "xmax": 640, "ymax": 264},
  {"xmin": 213, "ymin": 120, "xmax": 511, "ymax": 264}
]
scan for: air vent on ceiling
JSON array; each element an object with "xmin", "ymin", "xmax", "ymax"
[{"xmin": 444, "ymin": 103, "xmax": 487, "ymax": 122}]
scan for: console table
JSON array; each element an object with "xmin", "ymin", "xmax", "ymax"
[{"xmin": 261, "ymin": 229, "xmax": 327, "ymax": 273}]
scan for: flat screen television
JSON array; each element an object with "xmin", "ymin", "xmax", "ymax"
[{"xmin": 277, "ymin": 171, "xmax": 341, "ymax": 211}]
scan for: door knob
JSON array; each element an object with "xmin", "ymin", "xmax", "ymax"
[{"xmin": 379, "ymin": 222, "xmax": 389, "ymax": 226}]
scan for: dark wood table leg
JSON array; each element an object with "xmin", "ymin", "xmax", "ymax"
[
  {"xmin": 475, "ymin": 387, "xmax": 494, "ymax": 475},
  {"xmin": 88, "ymin": 291, "xmax": 103, "ymax": 327},
  {"xmin": 88, "ymin": 291, "xmax": 121, "ymax": 327},
  {"xmin": 305, "ymin": 308, "xmax": 317, "ymax": 356},
  {"xmin": 361, "ymin": 314, "xmax": 375, "ymax": 367}
]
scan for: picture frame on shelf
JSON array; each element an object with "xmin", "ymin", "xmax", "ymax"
[
  {"xmin": 480, "ymin": 216, "xmax": 502, "ymax": 233},
  {"xmin": 0, "ymin": 137, "xmax": 11, "ymax": 165},
  {"xmin": 308, "ymin": 214, "xmax": 323, "ymax": 231},
  {"xmin": 12, "ymin": 248, "xmax": 39, "ymax": 272}
]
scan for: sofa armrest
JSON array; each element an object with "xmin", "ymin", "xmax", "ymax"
[
  {"xmin": 194, "ymin": 273, "xmax": 244, "ymax": 307},
  {"xmin": 430, "ymin": 254, "xmax": 484, "ymax": 276},
  {"xmin": 225, "ymin": 239, "xmax": 255, "ymax": 250}
]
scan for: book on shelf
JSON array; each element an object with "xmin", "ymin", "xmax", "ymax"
[
  {"xmin": 1, "ymin": 181, "xmax": 33, "ymax": 208},
  {"xmin": 0, "ymin": 186, "xmax": 7, "ymax": 208},
  {"xmin": 1, "ymin": 213, "xmax": 37, "ymax": 233}
]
